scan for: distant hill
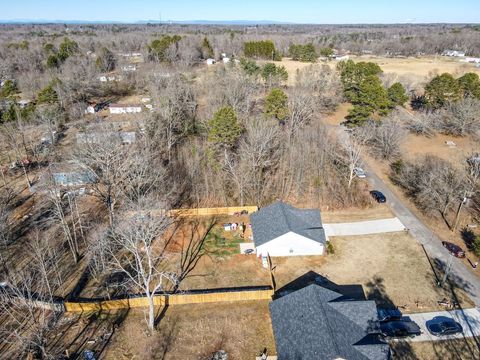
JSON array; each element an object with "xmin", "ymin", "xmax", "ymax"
[{"xmin": 0, "ymin": 19, "xmax": 295, "ymax": 25}]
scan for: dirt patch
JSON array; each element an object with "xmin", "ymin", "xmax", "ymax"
[
  {"xmin": 271, "ymin": 232, "xmax": 474, "ymax": 312},
  {"xmin": 104, "ymin": 301, "xmax": 275, "ymax": 360}
]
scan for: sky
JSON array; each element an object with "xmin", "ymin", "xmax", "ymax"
[{"xmin": 0, "ymin": 0, "xmax": 479, "ymax": 24}]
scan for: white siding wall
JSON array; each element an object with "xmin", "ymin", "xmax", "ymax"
[
  {"xmin": 256, "ymin": 231, "xmax": 324, "ymax": 257},
  {"xmin": 109, "ymin": 106, "xmax": 142, "ymax": 114}
]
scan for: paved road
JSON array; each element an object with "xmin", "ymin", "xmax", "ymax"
[
  {"xmin": 323, "ymin": 217, "xmax": 406, "ymax": 238},
  {"xmin": 363, "ymin": 160, "xmax": 480, "ymax": 306},
  {"xmin": 405, "ymin": 308, "xmax": 480, "ymax": 342}
]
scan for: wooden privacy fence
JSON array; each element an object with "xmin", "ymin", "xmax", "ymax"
[
  {"xmin": 169, "ymin": 206, "xmax": 258, "ymax": 217},
  {"xmin": 127, "ymin": 206, "xmax": 258, "ymax": 218},
  {"xmin": 64, "ymin": 287, "xmax": 273, "ymax": 312}
]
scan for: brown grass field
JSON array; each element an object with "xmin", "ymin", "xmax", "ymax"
[
  {"xmin": 104, "ymin": 301, "xmax": 275, "ymax": 360},
  {"xmin": 260, "ymin": 56, "xmax": 480, "ymax": 86}
]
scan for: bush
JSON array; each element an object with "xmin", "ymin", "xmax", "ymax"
[
  {"xmin": 327, "ymin": 241, "xmax": 334, "ymax": 254},
  {"xmin": 264, "ymin": 88, "xmax": 288, "ymax": 121}
]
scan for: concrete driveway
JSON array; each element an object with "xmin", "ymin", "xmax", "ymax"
[
  {"xmin": 404, "ymin": 308, "xmax": 480, "ymax": 342},
  {"xmin": 323, "ymin": 217, "xmax": 406, "ymax": 237}
]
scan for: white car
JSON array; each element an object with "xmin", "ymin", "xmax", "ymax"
[{"xmin": 353, "ymin": 167, "xmax": 367, "ymax": 178}]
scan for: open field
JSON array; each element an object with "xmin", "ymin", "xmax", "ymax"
[
  {"xmin": 400, "ymin": 132, "xmax": 479, "ymax": 164},
  {"xmin": 260, "ymin": 56, "xmax": 480, "ymax": 86},
  {"xmin": 104, "ymin": 301, "xmax": 275, "ymax": 360},
  {"xmin": 271, "ymin": 232, "xmax": 475, "ymax": 312}
]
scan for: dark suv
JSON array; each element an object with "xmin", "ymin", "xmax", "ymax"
[
  {"xmin": 442, "ymin": 242, "xmax": 466, "ymax": 258},
  {"xmin": 380, "ymin": 320, "xmax": 421, "ymax": 339},
  {"xmin": 370, "ymin": 190, "xmax": 386, "ymax": 203}
]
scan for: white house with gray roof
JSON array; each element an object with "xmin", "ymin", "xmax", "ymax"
[{"xmin": 251, "ymin": 202, "xmax": 326, "ymax": 257}]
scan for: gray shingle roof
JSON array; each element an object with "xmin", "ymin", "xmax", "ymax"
[
  {"xmin": 251, "ymin": 202, "xmax": 326, "ymax": 247},
  {"xmin": 269, "ymin": 284, "xmax": 390, "ymax": 360}
]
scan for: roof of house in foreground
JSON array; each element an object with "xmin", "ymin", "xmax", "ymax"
[
  {"xmin": 269, "ymin": 284, "xmax": 390, "ymax": 360},
  {"xmin": 251, "ymin": 201, "xmax": 326, "ymax": 247}
]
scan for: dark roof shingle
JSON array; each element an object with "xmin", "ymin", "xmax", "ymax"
[
  {"xmin": 251, "ymin": 202, "xmax": 326, "ymax": 247},
  {"xmin": 269, "ymin": 284, "xmax": 390, "ymax": 360}
]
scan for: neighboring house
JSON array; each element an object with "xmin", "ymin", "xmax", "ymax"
[
  {"xmin": 251, "ymin": 202, "xmax": 326, "ymax": 257},
  {"xmin": 443, "ymin": 50, "xmax": 466, "ymax": 57},
  {"xmin": 99, "ymin": 74, "xmax": 123, "ymax": 82},
  {"xmin": 334, "ymin": 54, "xmax": 350, "ymax": 61},
  {"xmin": 121, "ymin": 65, "xmax": 137, "ymax": 72},
  {"xmin": 52, "ymin": 171, "xmax": 96, "ymax": 187},
  {"xmin": 270, "ymin": 283, "xmax": 390, "ymax": 360},
  {"xmin": 76, "ymin": 131, "xmax": 136, "ymax": 145},
  {"xmin": 461, "ymin": 57, "xmax": 480, "ymax": 64},
  {"xmin": 109, "ymin": 103, "xmax": 142, "ymax": 114},
  {"xmin": 206, "ymin": 58, "xmax": 216, "ymax": 65}
]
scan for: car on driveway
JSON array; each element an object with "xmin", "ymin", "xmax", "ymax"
[
  {"xmin": 380, "ymin": 320, "xmax": 421, "ymax": 339},
  {"xmin": 354, "ymin": 167, "xmax": 367, "ymax": 178},
  {"xmin": 442, "ymin": 241, "xmax": 466, "ymax": 258},
  {"xmin": 426, "ymin": 316, "xmax": 463, "ymax": 336},
  {"xmin": 370, "ymin": 190, "xmax": 386, "ymax": 203},
  {"xmin": 378, "ymin": 308, "xmax": 402, "ymax": 323}
]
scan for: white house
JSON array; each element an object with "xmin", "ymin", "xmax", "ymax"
[
  {"xmin": 461, "ymin": 57, "xmax": 480, "ymax": 64},
  {"xmin": 109, "ymin": 103, "xmax": 142, "ymax": 114},
  {"xmin": 206, "ymin": 58, "xmax": 216, "ymax": 65},
  {"xmin": 99, "ymin": 74, "xmax": 123, "ymax": 82},
  {"xmin": 76, "ymin": 131, "xmax": 136, "ymax": 145},
  {"xmin": 121, "ymin": 65, "xmax": 137, "ymax": 72},
  {"xmin": 334, "ymin": 54, "xmax": 350, "ymax": 61},
  {"xmin": 444, "ymin": 50, "xmax": 466, "ymax": 57},
  {"xmin": 251, "ymin": 202, "xmax": 326, "ymax": 257},
  {"xmin": 222, "ymin": 57, "xmax": 230, "ymax": 64}
]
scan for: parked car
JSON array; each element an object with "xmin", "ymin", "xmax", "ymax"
[
  {"xmin": 244, "ymin": 249, "xmax": 255, "ymax": 254},
  {"xmin": 426, "ymin": 316, "xmax": 463, "ymax": 336},
  {"xmin": 378, "ymin": 308, "xmax": 402, "ymax": 323},
  {"xmin": 380, "ymin": 320, "xmax": 421, "ymax": 339},
  {"xmin": 442, "ymin": 241, "xmax": 466, "ymax": 258},
  {"xmin": 354, "ymin": 167, "xmax": 367, "ymax": 178},
  {"xmin": 370, "ymin": 190, "xmax": 386, "ymax": 203}
]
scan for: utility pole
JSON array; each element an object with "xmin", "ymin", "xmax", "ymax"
[
  {"xmin": 452, "ymin": 191, "xmax": 468, "ymax": 231},
  {"xmin": 440, "ymin": 252, "xmax": 454, "ymax": 288}
]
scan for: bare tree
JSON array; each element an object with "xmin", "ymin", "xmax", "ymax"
[
  {"xmin": 338, "ymin": 133, "xmax": 363, "ymax": 188},
  {"xmin": 106, "ymin": 205, "xmax": 179, "ymax": 331},
  {"xmin": 439, "ymin": 98, "xmax": 480, "ymax": 137},
  {"xmin": 72, "ymin": 132, "xmax": 130, "ymax": 226},
  {"xmin": 357, "ymin": 115, "xmax": 407, "ymax": 160}
]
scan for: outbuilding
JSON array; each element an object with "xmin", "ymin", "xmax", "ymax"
[{"xmin": 251, "ymin": 201, "xmax": 326, "ymax": 257}]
